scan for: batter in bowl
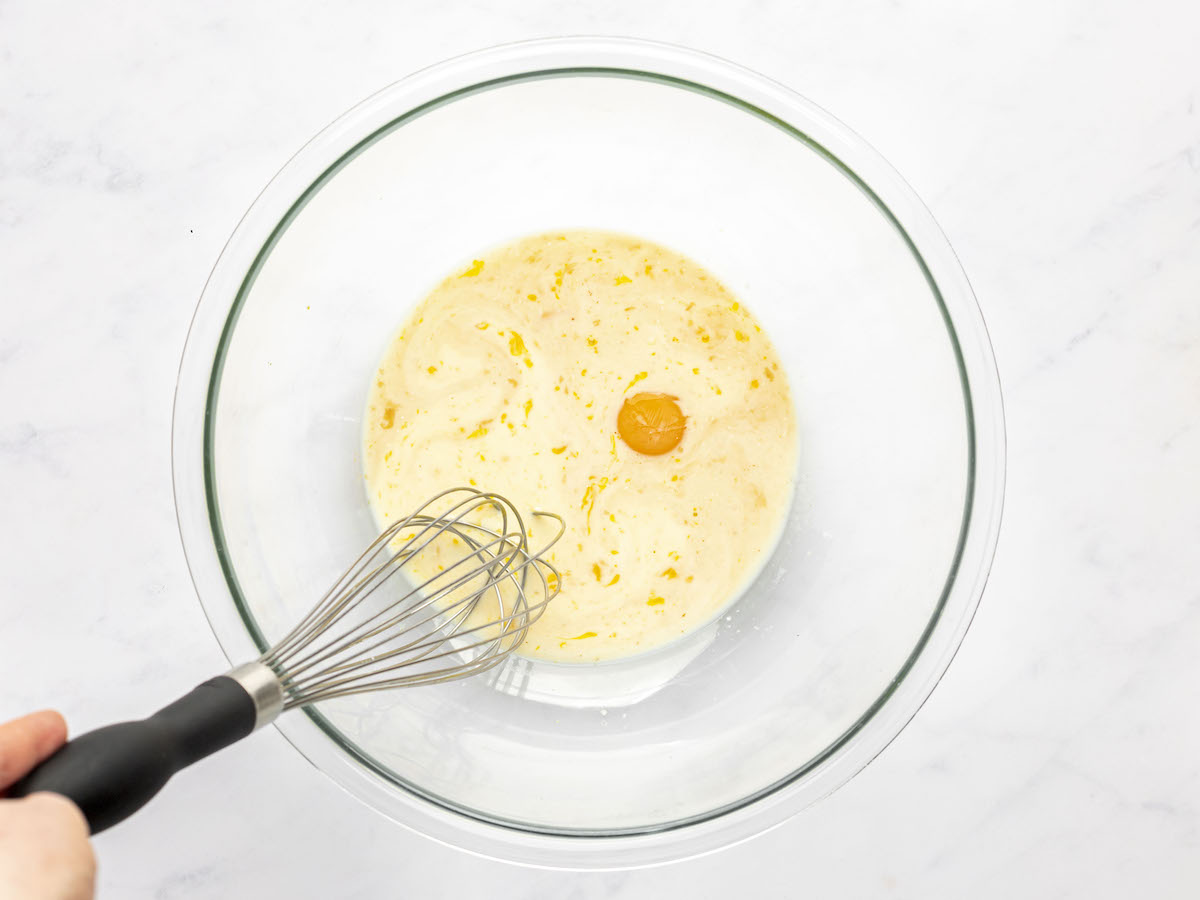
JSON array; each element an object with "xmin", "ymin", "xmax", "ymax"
[{"xmin": 363, "ymin": 231, "xmax": 796, "ymax": 662}]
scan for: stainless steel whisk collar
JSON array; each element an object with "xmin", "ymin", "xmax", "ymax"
[{"xmin": 227, "ymin": 486, "xmax": 563, "ymax": 728}]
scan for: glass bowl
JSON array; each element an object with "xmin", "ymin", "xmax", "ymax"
[{"xmin": 172, "ymin": 37, "xmax": 1004, "ymax": 868}]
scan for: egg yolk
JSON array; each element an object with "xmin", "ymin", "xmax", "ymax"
[{"xmin": 617, "ymin": 392, "xmax": 686, "ymax": 456}]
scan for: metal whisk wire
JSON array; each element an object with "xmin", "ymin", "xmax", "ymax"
[
  {"xmin": 261, "ymin": 487, "xmax": 563, "ymax": 708},
  {"xmin": 12, "ymin": 485, "xmax": 565, "ymax": 834}
]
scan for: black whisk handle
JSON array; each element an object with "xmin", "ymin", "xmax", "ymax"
[{"xmin": 9, "ymin": 675, "xmax": 258, "ymax": 834}]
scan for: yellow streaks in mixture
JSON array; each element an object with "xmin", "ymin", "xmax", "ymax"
[{"xmin": 362, "ymin": 231, "xmax": 796, "ymax": 662}]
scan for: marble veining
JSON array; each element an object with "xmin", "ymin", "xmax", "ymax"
[{"xmin": 1, "ymin": 0, "xmax": 1198, "ymax": 897}]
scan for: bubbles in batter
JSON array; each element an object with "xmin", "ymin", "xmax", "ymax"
[{"xmin": 363, "ymin": 230, "xmax": 796, "ymax": 663}]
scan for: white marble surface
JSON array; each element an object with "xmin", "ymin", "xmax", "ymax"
[{"xmin": 1, "ymin": 0, "xmax": 1197, "ymax": 896}]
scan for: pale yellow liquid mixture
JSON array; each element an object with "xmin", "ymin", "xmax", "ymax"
[{"xmin": 363, "ymin": 231, "xmax": 796, "ymax": 663}]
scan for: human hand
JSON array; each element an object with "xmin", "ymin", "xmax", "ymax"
[{"xmin": 0, "ymin": 712, "xmax": 95, "ymax": 900}]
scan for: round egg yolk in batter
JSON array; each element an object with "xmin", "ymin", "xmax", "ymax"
[{"xmin": 617, "ymin": 392, "xmax": 686, "ymax": 456}]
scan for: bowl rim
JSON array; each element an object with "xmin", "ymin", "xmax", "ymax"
[{"xmin": 172, "ymin": 35, "xmax": 1006, "ymax": 869}]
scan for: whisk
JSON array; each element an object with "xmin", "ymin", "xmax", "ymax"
[{"xmin": 11, "ymin": 487, "xmax": 563, "ymax": 834}]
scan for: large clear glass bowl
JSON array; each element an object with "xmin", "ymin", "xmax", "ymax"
[{"xmin": 172, "ymin": 37, "xmax": 1004, "ymax": 868}]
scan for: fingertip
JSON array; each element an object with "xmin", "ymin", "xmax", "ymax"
[
  {"xmin": 27, "ymin": 710, "xmax": 69, "ymax": 755},
  {"xmin": 0, "ymin": 711, "xmax": 69, "ymax": 790},
  {"xmin": 25, "ymin": 791, "xmax": 91, "ymax": 837}
]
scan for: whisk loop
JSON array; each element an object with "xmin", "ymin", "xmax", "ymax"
[
  {"xmin": 11, "ymin": 486, "xmax": 563, "ymax": 834},
  {"xmin": 265, "ymin": 486, "xmax": 563, "ymax": 706}
]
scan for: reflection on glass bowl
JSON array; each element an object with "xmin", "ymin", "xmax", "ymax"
[{"xmin": 172, "ymin": 37, "xmax": 1004, "ymax": 869}]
